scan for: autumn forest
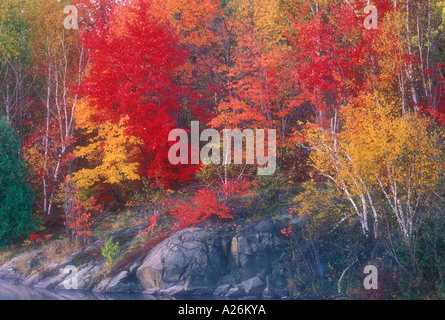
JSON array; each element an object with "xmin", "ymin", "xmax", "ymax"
[{"xmin": 1, "ymin": 0, "xmax": 445, "ymax": 299}]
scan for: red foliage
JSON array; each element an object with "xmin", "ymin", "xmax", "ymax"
[
  {"xmin": 287, "ymin": 0, "xmax": 401, "ymax": 125},
  {"xmin": 146, "ymin": 215, "xmax": 157, "ymax": 233},
  {"xmin": 73, "ymin": 0, "xmax": 118, "ymax": 27},
  {"xmin": 29, "ymin": 234, "xmax": 42, "ymax": 241},
  {"xmin": 28, "ymin": 234, "xmax": 52, "ymax": 245},
  {"xmin": 168, "ymin": 189, "xmax": 233, "ymax": 230},
  {"xmin": 166, "ymin": 179, "xmax": 255, "ymax": 229},
  {"xmin": 66, "ymin": 191, "xmax": 101, "ymax": 237},
  {"xmin": 77, "ymin": 0, "xmax": 197, "ymax": 186},
  {"xmin": 421, "ymin": 64, "xmax": 445, "ymax": 125},
  {"xmin": 281, "ymin": 227, "xmax": 292, "ymax": 237},
  {"xmin": 219, "ymin": 179, "xmax": 255, "ymax": 198}
]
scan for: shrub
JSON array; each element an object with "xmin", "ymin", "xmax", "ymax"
[
  {"xmin": 168, "ymin": 188, "xmax": 233, "ymax": 229},
  {"xmin": 101, "ymin": 238, "xmax": 120, "ymax": 269}
]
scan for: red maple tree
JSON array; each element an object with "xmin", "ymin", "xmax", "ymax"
[{"xmin": 77, "ymin": 0, "xmax": 196, "ymax": 186}]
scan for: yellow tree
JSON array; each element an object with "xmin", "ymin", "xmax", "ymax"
[
  {"xmin": 304, "ymin": 95, "xmax": 443, "ymax": 241},
  {"xmin": 73, "ymin": 100, "xmax": 143, "ymax": 200},
  {"xmin": 341, "ymin": 99, "xmax": 442, "ymax": 241}
]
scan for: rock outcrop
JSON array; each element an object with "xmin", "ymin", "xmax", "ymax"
[
  {"xmin": 136, "ymin": 227, "xmax": 232, "ymax": 296},
  {"xmin": 136, "ymin": 219, "xmax": 289, "ymax": 298},
  {"xmin": 0, "ymin": 218, "xmax": 292, "ymax": 298}
]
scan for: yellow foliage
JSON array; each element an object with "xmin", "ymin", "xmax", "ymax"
[
  {"xmin": 294, "ymin": 180, "xmax": 352, "ymax": 237},
  {"xmin": 73, "ymin": 100, "xmax": 143, "ymax": 191},
  {"xmin": 26, "ymin": 0, "xmax": 79, "ymax": 69},
  {"xmin": 150, "ymin": 0, "xmax": 221, "ymax": 48},
  {"xmin": 340, "ymin": 97, "xmax": 441, "ymax": 194},
  {"xmin": 230, "ymin": 0, "xmax": 286, "ymax": 47},
  {"xmin": 304, "ymin": 95, "xmax": 444, "ymax": 238},
  {"xmin": 0, "ymin": 0, "xmax": 30, "ymax": 61}
]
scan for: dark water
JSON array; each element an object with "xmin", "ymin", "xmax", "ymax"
[
  {"xmin": 0, "ymin": 280, "xmax": 174, "ymax": 300},
  {"xmin": 0, "ymin": 280, "xmax": 230, "ymax": 300}
]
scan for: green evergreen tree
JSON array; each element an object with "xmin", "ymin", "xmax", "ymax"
[{"xmin": 0, "ymin": 117, "xmax": 35, "ymax": 245}]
